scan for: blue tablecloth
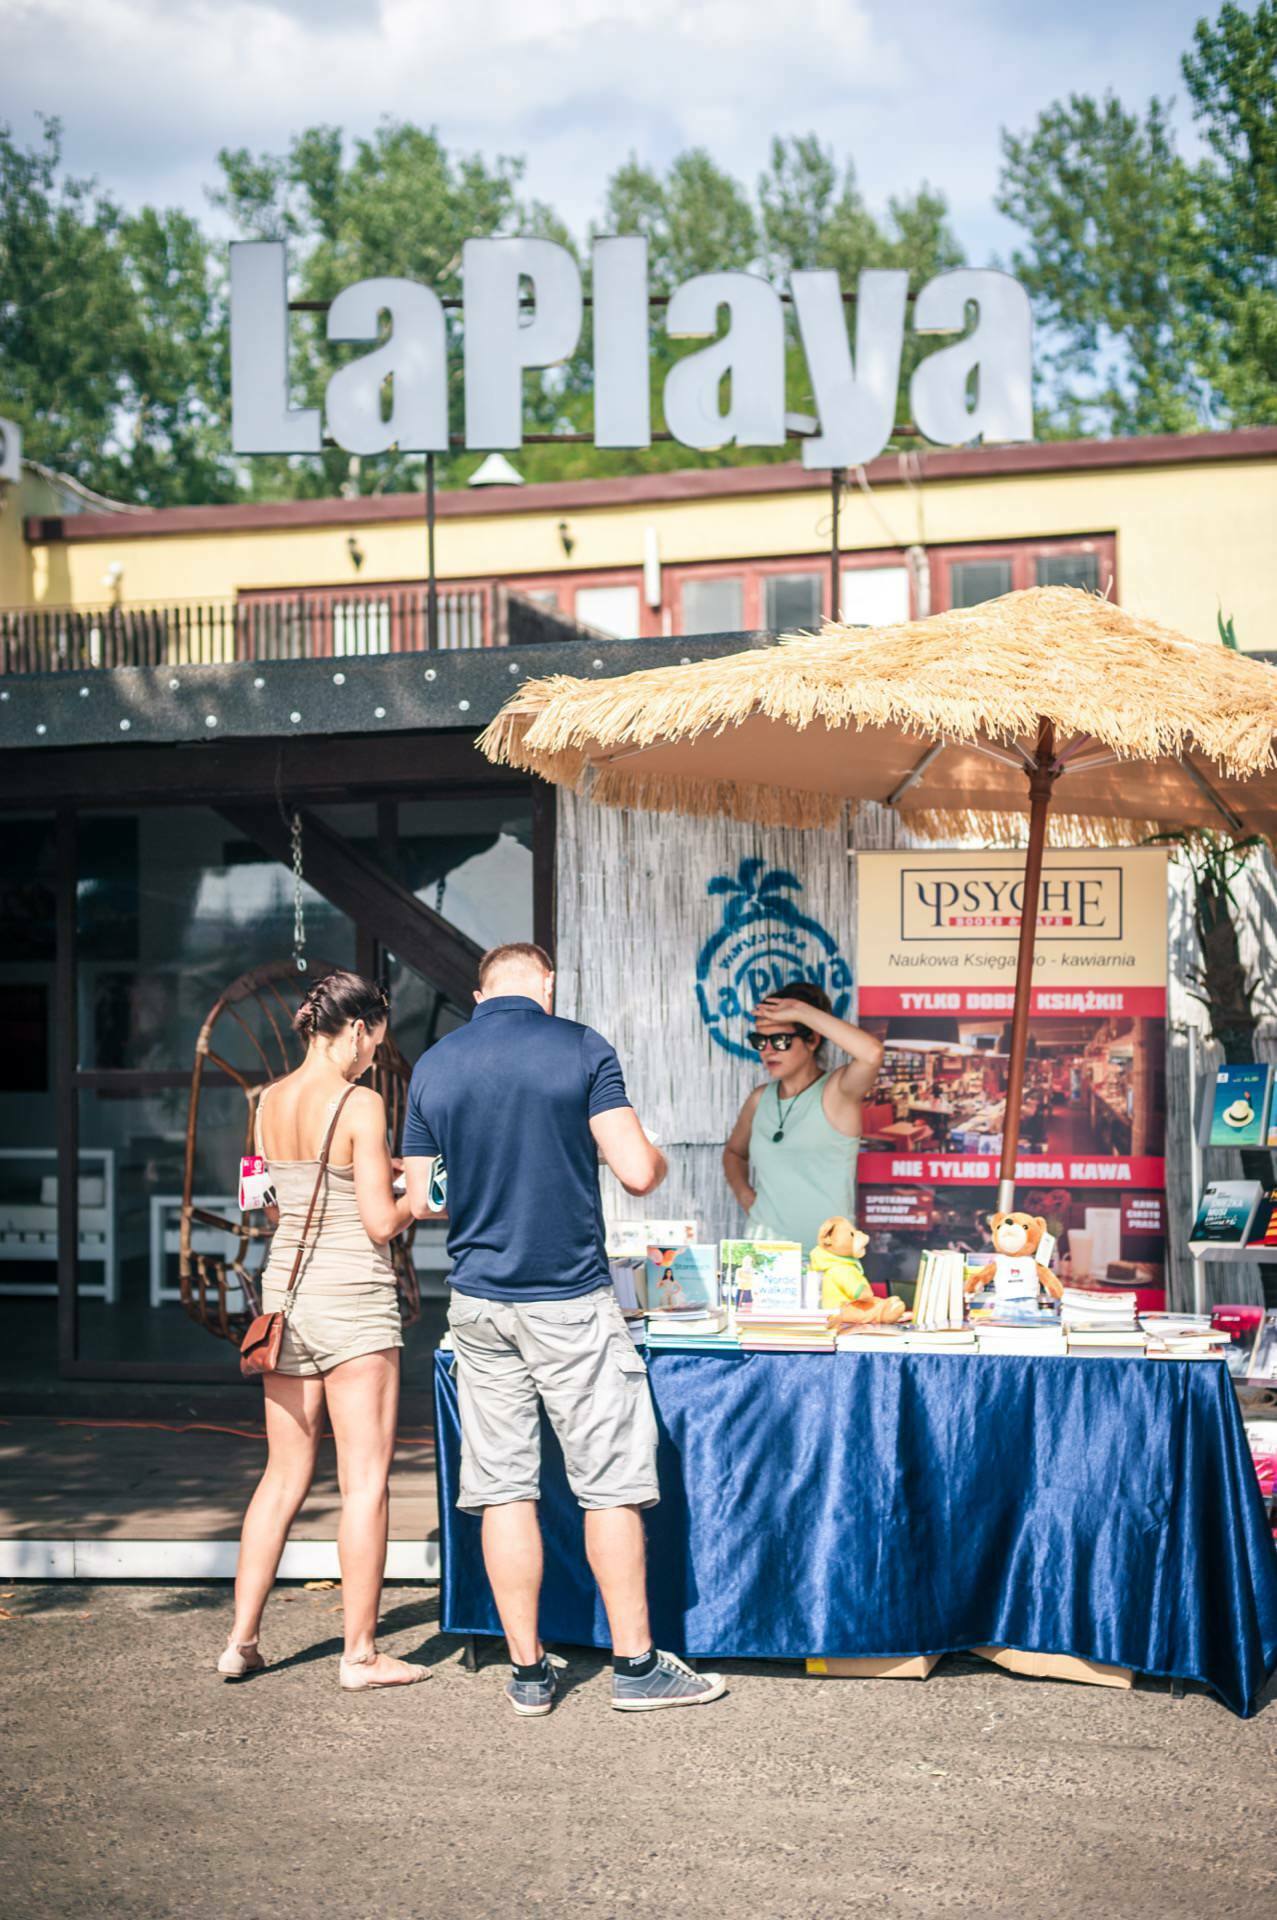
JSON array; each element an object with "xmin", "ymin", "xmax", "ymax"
[{"xmin": 433, "ymin": 1348, "xmax": 1277, "ymax": 1717}]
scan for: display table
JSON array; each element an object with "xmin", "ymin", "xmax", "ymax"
[{"xmin": 433, "ymin": 1347, "xmax": 1277, "ymax": 1717}]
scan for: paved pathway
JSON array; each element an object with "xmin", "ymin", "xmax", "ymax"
[
  {"xmin": 0, "ymin": 1416, "xmax": 437, "ymax": 1540},
  {"xmin": 2, "ymin": 1582, "xmax": 1275, "ymax": 1918}
]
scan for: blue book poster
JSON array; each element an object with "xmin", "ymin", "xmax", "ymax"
[
  {"xmin": 645, "ymin": 1243, "xmax": 719, "ymax": 1311},
  {"xmin": 1209, "ymin": 1064, "xmax": 1272, "ymax": 1149}
]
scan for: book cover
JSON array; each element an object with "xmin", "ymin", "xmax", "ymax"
[
  {"xmin": 607, "ymin": 1221, "xmax": 649, "ymax": 1260},
  {"xmin": 643, "ymin": 1217, "xmax": 697, "ymax": 1246},
  {"xmin": 1246, "ymin": 1187, "xmax": 1277, "ymax": 1250},
  {"xmin": 1189, "ymin": 1180, "xmax": 1264, "ymax": 1249},
  {"xmin": 1208, "ymin": 1064, "xmax": 1272, "ymax": 1150},
  {"xmin": 1247, "ymin": 1312, "xmax": 1277, "ymax": 1382},
  {"xmin": 720, "ymin": 1239, "xmax": 804, "ymax": 1313},
  {"xmin": 1211, "ymin": 1303, "xmax": 1265, "ymax": 1378},
  {"xmin": 645, "ymin": 1242, "xmax": 718, "ymax": 1311},
  {"xmin": 608, "ymin": 1258, "xmax": 648, "ymax": 1315}
]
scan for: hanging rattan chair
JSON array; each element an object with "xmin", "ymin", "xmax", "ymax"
[{"xmin": 179, "ymin": 959, "xmax": 422, "ymax": 1343}]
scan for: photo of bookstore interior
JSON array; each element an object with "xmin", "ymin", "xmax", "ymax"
[{"xmin": 856, "ymin": 1012, "xmax": 1165, "ymax": 1163}]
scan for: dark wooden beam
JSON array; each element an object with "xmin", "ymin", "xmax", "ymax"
[
  {"xmin": 55, "ymin": 808, "xmax": 79, "ymax": 1370},
  {"xmin": 532, "ymin": 778, "xmax": 557, "ymax": 962},
  {"xmin": 0, "ymin": 733, "xmax": 525, "ymax": 810},
  {"xmin": 217, "ymin": 803, "xmax": 483, "ymax": 1010}
]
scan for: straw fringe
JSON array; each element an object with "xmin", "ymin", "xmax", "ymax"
[
  {"xmin": 586, "ymin": 764, "xmax": 848, "ymax": 830},
  {"xmin": 583, "ymin": 765, "xmax": 1164, "ymax": 847},
  {"xmin": 908, "ymin": 808, "xmax": 1169, "ymax": 849},
  {"xmin": 478, "ymin": 587, "xmax": 1277, "ymax": 785}
]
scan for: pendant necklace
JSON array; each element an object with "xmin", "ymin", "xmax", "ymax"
[{"xmin": 773, "ymin": 1075, "xmax": 820, "ymax": 1144}]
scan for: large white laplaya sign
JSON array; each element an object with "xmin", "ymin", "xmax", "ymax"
[{"xmin": 230, "ymin": 238, "xmax": 1032, "ymax": 467}]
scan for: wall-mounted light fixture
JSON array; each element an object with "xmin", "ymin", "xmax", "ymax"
[
  {"xmin": 347, "ymin": 535, "xmax": 365, "ymax": 571},
  {"xmin": 557, "ymin": 520, "xmax": 575, "ymax": 559}
]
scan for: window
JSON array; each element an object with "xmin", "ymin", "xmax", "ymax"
[
  {"xmin": 681, "ymin": 577, "xmax": 744, "ymax": 635},
  {"xmin": 764, "ymin": 573, "xmax": 823, "ymax": 631},
  {"xmin": 574, "ymin": 585, "xmax": 640, "ymax": 638},
  {"xmin": 840, "ymin": 565, "xmax": 911, "ymax": 626},
  {"xmin": 332, "ymin": 599, "xmax": 391, "ymax": 656},
  {"xmin": 1036, "ymin": 552, "xmax": 1101, "ymax": 593},
  {"xmin": 949, "ymin": 560, "xmax": 1013, "ymax": 609}
]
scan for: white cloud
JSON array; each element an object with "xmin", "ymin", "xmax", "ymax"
[{"xmin": 0, "ymin": 0, "xmax": 1209, "ymax": 264}]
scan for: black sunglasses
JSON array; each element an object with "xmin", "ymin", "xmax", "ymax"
[{"xmin": 747, "ymin": 1031, "xmax": 799, "ymax": 1053}]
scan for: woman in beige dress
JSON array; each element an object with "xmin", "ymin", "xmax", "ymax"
[{"xmin": 218, "ymin": 971, "xmax": 424, "ymax": 1691}]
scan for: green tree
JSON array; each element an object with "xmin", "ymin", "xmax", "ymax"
[
  {"xmin": 998, "ymin": 1, "xmax": 1277, "ymax": 435},
  {"xmin": 0, "ymin": 120, "xmax": 224, "ymax": 505},
  {"xmin": 0, "ymin": 118, "xmax": 234, "ymax": 508},
  {"xmin": 602, "ymin": 149, "xmax": 757, "ymax": 290},
  {"xmin": 1181, "ymin": 1, "xmax": 1277, "ymax": 422},
  {"xmin": 517, "ymin": 136, "xmax": 965, "ymax": 483}
]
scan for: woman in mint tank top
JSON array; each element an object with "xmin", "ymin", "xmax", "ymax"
[{"xmin": 722, "ymin": 981, "xmax": 885, "ymax": 1265}]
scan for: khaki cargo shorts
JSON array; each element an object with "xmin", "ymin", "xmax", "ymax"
[{"xmin": 447, "ymin": 1286, "xmax": 660, "ymax": 1514}]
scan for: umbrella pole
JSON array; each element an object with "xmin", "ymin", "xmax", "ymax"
[{"xmin": 997, "ymin": 720, "xmax": 1058, "ymax": 1214}]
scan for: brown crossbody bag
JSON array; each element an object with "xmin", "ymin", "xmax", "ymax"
[{"xmin": 240, "ymin": 1085, "xmax": 356, "ymax": 1379}]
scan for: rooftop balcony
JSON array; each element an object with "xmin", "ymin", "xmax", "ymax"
[{"xmin": 0, "ymin": 585, "xmax": 581, "ymax": 675}]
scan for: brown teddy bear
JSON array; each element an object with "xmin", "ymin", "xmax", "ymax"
[
  {"xmin": 965, "ymin": 1212, "xmax": 1063, "ymax": 1304},
  {"xmin": 812, "ymin": 1216, "xmax": 908, "ymax": 1326}
]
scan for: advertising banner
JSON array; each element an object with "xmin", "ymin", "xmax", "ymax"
[{"xmin": 855, "ymin": 850, "xmax": 1168, "ymax": 1296}]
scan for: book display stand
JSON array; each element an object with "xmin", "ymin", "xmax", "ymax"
[{"xmin": 1186, "ymin": 1050, "xmax": 1277, "ymax": 1315}]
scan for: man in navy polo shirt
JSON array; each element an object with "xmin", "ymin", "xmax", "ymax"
[{"xmin": 403, "ymin": 942, "xmax": 726, "ymax": 1718}]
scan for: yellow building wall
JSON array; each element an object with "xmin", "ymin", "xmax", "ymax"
[{"xmin": 20, "ymin": 453, "xmax": 1277, "ymax": 653}]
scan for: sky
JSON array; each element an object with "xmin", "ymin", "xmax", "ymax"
[{"xmin": 1, "ymin": 0, "xmax": 1218, "ymax": 264}]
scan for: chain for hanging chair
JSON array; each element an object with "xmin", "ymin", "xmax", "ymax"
[{"xmin": 290, "ymin": 809, "xmax": 307, "ymax": 974}]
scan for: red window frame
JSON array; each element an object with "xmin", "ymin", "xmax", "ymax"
[{"xmin": 931, "ymin": 536, "xmax": 1117, "ymax": 612}]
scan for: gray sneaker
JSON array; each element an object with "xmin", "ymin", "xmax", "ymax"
[
  {"xmin": 505, "ymin": 1662, "xmax": 557, "ymax": 1717},
  {"xmin": 611, "ymin": 1648, "xmax": 727, "ymax": 1712}
]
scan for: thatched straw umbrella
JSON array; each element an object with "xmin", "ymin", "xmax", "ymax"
[{"xmin": 480, "ymin": 586, "xmax": 1277, "ymax": 1207}]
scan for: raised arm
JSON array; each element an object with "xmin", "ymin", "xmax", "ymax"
[
  {"xmin": 754, "ymin": 997, "xmax": 885, "ymax": 1103},
  {"xmin": 590, "ymin": 1108, "xmax": 667, "ymax": 1197},
  {"xmin": 349, "ymin": 1087, "xmax": 415, "ymax": 1246},
  {"xmin": 722, "ymin": 1086, "xmax": 763, "ymax": 1215}
]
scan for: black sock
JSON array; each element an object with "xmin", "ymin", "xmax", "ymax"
[
  {"xmin": 512, "ymin": 1656, "xmax": 549, "ymax": 1682},
  {"xmin": 613, "ymin": 1647, "xmax": 657, "ymax": 1677}
]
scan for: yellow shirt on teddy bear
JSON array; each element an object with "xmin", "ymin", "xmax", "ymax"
[{"xmin": 809, "ymin": 1244, "xmax": 874, "ymax": 1310}]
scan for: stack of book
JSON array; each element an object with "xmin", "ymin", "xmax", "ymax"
[
  {"xmin": 1139, "ymin": 1314, "xmax": 1229, "ymax": 1362},
  {"xmin": 644, "ymin": 1305, "xmax": 736, "ymax": 1352},
  {"xmin": 904, "ymin": 1325, "xmax": 979, "ymax": 1353},
  {"xmin": 912, "ymin": 1249, "xmax": 967, "ymax": 1330},
  {"xmin": 835, "ymin": 1323, "xmax": 910, "ymax": 1353},
  {"xmin": 906, "ymin": 1249, "xmax": 976, "ymax": 1352},
  {"xmin": 973, "ymin": 1317, "xmax": 1067, "ymax": 1357},
  {"xmin": 736, "ymin": 1307, "xmax": 837, "ymax": 1352},
  {"xmin": 1061, "ymin": 1284, "xmax": 1146, "ymax": 1357}
]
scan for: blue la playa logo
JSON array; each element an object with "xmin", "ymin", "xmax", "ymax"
[{"xmin": 695, "ymin": 858, "xmax": 853, "ymax": 1062}]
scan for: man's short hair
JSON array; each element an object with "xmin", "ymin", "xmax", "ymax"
[{"xmin": 478, "ymin": 941, "xmax": 554, "ymax": 989}]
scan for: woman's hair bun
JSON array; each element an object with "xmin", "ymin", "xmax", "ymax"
[{"xmin": 292, "ymin": 970, "xmax": 390, "ymax": 1041}]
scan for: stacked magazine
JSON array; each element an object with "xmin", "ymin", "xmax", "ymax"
[{"xmin": 1139, "ymin": 1314, "xmax": 1229, "ymax": 1361}]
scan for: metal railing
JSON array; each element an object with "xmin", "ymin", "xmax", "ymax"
[{"xmin": 0, "ymin": 585, "xmax": 507, "ymax": 674}]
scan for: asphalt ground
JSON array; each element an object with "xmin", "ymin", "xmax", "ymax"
[{"xmin": 2, "ymin": 1583, "xmax": 1276, "ymax": 1919}]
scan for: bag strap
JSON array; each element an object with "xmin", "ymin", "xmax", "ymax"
[{"xmin": 282, "ymin": 1085, "xmax": 357, "ymax": 1313}]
